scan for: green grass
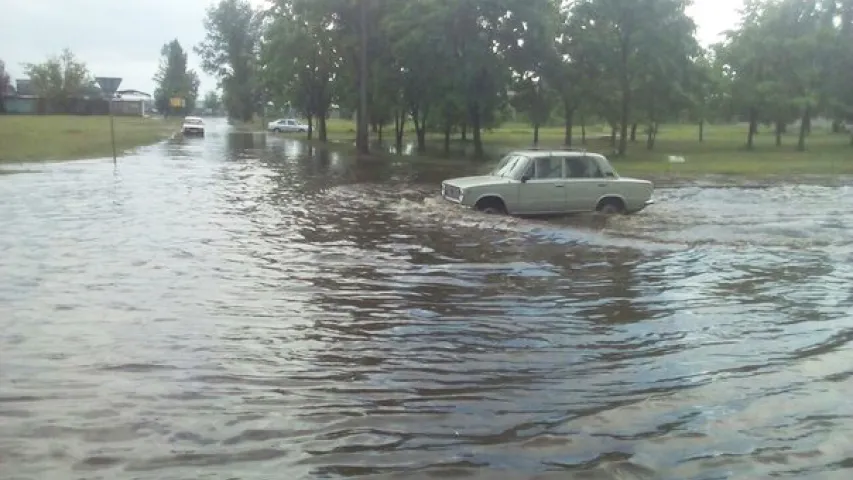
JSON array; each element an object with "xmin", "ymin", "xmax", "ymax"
[
  {"xmin": 0, "ymin": 115, "xmax": 180, "ymax": 163},
  {"xmin": 262, "ymin": 117, "xmax": 853, "ymax": 177}
]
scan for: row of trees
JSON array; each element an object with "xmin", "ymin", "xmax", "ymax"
[
  {"xmin": 197, "ymin": 0, "xmax": 853, "ymax": 157},
  {"xmin": 0, "ymin": 49, "xmax": 102, "ymax": 113},
  {"xmin": 2, "ymin": 44, "xmax": 222, "ymax": 118}
]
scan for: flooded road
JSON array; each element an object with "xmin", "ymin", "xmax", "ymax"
[{"xmin": 2, "ymin": 119, "xmax": 853, "ymax": 479}]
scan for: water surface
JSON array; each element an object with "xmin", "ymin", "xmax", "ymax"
[{"xmin": 2, "ymin": 120, "xmax": 852, "ymax": 479}]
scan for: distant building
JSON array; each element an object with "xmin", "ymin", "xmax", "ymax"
[
  {"xmin": 4, "ymin": 79, "xmax": 39, "ymax": 113},
  {"xmin": 1, "ymin": 81, "xmax": 150, "ymax": 116}
]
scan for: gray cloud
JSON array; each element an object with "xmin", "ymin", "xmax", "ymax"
[
  {"xmin": 0, "ymin": 0, "xmax": 234, "ymax": 95},
  {"xmin": 1, "ymin": 0, "xmax": 735, "ymax": 98}
]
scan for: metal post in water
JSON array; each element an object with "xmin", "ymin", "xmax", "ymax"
[
  {"xmin": 95, "ymin": 77, "xmax": 123, "ymax": 164},
  {"xmin": 109, "ymin": 97, "xmax": 117, "ymax": 163}
]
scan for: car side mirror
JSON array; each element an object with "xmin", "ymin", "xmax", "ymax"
[{"xmin": 520, "ymin": 175, "xmax": 530, "ymax": 183}]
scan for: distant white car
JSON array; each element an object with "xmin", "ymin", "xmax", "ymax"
[
  {"xmin": 181, "ymin": 116, "xmax": 205, "ymax": 137},
  {"xmin": 441, "ymin": 149, "xmax": 655, "ymax": 216},
  {"xmin": 267, "ymin": 118, "xmax": 308, "ymax": 133}
]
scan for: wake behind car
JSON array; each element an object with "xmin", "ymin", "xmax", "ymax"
[
  {"xmin": 441, "ymin": 149, "xmax": 655, "ymax": 216},
  {"xmin": 267, "ymin": 118, "xmax": 309, "ymax": 133},
  {"xmin": 181, "ymin": 116, "xmax": 205, "ymax": 137}
]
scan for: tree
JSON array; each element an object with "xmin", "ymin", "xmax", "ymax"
[
  {"xmin": 720, "ymin": 0, "xmax": 839, "ymax": 151},
  {"xmin": 153, "ymin": 40, "xmax": 201, "ymax": 116},
  {"xmin": 196, "ymin": 0, "xmax": 261, "ymax": 122},
  {"xmin": 202, "ymin": 91, "xmax": 221, "ymax": 113},
  {"xmin": 24, "ymin": 48, "xmax": 90, "ymax": 111},
  {"xmin": 827, "ymin": 0, "xmax": 853, "ymax": 142},
  {"xmin": 568, "ymin": 0, "xmax": 698, "ymax": 156},
  {"xmin": 262, "ymin": 0, "xmax": 338, "ymax": 141},
  {"xmin": 0, "ymin": 59, "xmax": 10, "ymax": 113}
]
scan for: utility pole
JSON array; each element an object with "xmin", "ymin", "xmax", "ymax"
[{"xmin": 356, "ymin": 0, "xmax": 370, "ymax": 155}]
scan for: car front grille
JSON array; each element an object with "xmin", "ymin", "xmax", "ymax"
[{"xmin": 442, "ymin": 183, "xmax": 462, "ymax": 202}]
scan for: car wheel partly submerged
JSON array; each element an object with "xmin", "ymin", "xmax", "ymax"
[
  {"xmin": 596, "ymin": 198, "xmax": 626, "ymax": 215},
  {"xmin": 475, "ymin": 197, "xmax": 507, "ymax": 215}
]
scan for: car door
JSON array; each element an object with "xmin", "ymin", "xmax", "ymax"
[
  {"xmin": 517, "ymin": 156, "xmax": 567, "ymax": 213},
  {"xmin": 284, "ymin": 120, "xmax": 296, "ymax": 132},
  {"xmin": 564, "ymin": 156, "xmax": 608, "ymax": 211}
]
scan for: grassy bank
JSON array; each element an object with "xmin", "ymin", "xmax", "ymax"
[
  {"xmin": 0, "ymin": 115, "xmax": 180, "ymax": 163},
  {"xmin": 263, "ymin": 117, "xmax": 853, "ymax": 177}
]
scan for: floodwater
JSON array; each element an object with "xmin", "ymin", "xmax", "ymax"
[{"xmin": 2, "ymin": 119, "xmax": 853, "ymax": 480}]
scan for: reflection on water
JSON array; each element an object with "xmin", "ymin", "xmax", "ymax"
[{"xmin": 1, "ymin": 119, "xmax": 852, "ymax": 479}]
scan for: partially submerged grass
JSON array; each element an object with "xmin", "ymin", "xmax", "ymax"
[
  {"xmin": 0, "ymin": 115, "xmax": 180, "ymax": 163},
  {"xmin": 268, "ymin": 117, "xmax": 853, "ymax": 177}
]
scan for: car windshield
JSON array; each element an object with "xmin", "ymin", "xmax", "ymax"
[
  {"xmin": 185, "ymin": 118, "xmax": 202, "ymax": 125},
  {"xmin": 490, "ymin": 155, "xmax": 522, "ymax": 178}
]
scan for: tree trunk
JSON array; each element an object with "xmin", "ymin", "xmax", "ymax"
[
  {"xmin": 378, "ymin": 123, "xmax": 383, "ymax": 144},
  {"xmin": 461, "ymin": 123, "xmax": 467, "ymax": 142},
  {"xmin": 469, "ymin": 102, "xmax": 483, "ymax": 158},
  {"xmin": 318, "ymin": 112, "xmax": 328, "ymax": 142},
  {"xmin": 533, "ymin": 122, "xmax": 540, "ymax": 146},
  {"xmin": 832, "ymin": 120, "xmax": 842, "ymax": 133},
  {"xmin": 747, "ymin": 107, "xmax": 758, "ymax": 150},
  {"xmin": 443, "ymin": 123, "xmax": 452, "ymax": 156},
  {"xmin": 699, "ymin": 120, "xmax": 704, "ymax": 142},
  {"xmin": 797, "ymin": 104, "xmax": 811, "ymax": 152},
  {"xmin": 630, "ymin": 122, "xmax": 638, "ymax": 142},
  {"xmin": 804, "ymin": 113, "xmax": 811, "ymax": 135},
  {"xmin": 775, "ymin": 120, "xmax": 783, "ymax": 147},
  {"xmin": 412, "ymin": 106, "xmax": 427, "ymax": 153},
  {"xmin": 618, "ymin": 91, "xmax": 631, "ymax": 156},
  {"xmin": 307, "ymin": 114, "xmax": 314, "ymax": 141},
  {"xmin": 581, "ymin": 113, "xmax": 586, "ymax": 144},
  {"xmin": 394, "ymin": 109, "xmax": 406, "ymax": 154},
  {"xmin": 563, "ymin": 106, "xmax": 574, "ymax": 147},
  {"xmin": 646, "ymin": 122, "xmax": 658, "ymax": 150},
  {"xmin": 610, "ymin": 126, "xmax": 617, "ymax": 148},
  {"xmin": 356, "ymin": 0, "xmax": 370, "ymax": 155}
]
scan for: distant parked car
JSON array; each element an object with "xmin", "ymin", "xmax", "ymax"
[
  {"xmin": 441, "ymin": 149, "xmax": 655, "ymax": 216},
  {"xmin": 267, "ymin": 118, "xmax": 308, "ymax": 133},
  {"xmin": 181, "ymin": 116, "xmax": 205, "ymax": 137}
]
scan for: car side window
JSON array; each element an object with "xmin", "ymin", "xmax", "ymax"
[
  {"xmin": 534, "ymin": 157, "xmax": 563, "ymax": 179},
  {"xmin": 564, "ymin": 157, "xmax": 604, "ymax": 178}
]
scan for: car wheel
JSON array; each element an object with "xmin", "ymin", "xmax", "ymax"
[
  {"xmin": 475, "ymin": 197, "xmax": 507, "ymax": 215},
  {"xmin": 596, "ymin": 198, "xmax": 626, "ymax": 215}
]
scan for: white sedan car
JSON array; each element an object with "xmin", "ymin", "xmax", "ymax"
[
  {"xmin": 267, "ymin": 118, "xmax": 309, "ymax": 133},
  {"xmin": 181, "ymin": 116, "xmax": 205, "ymax": 137},
  {"xmin": 441, "ymin": 149, "xmax": 655, "ymax": 216}
]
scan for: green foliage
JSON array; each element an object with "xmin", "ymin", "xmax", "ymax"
[
  {"xmin": 202, "ymin": 91, "xmax": 221, "ymax": 113},
  {"xmin": 153, "ymin": 40, "xmax": 200, "ymax": 116},
  {"xmin": 196, "ymin": 0, "xmax": 261, "ymax": 122},
  {"xmin": 261, "ymin": 0, "xmax": 338, "ymax": 139},
  {"xmin": 23, "ymin": 49, "xmax": 92, "ymax": 107},
  {"xmin": 187, "ymin": 0, "xmax": 853, "ymax": 157}
]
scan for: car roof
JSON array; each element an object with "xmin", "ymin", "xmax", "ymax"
[
  {"xmin": 510, "ymin": 149, "xmax": 600, "ymax": 158},
  {"xmin": 184, "ymin": 116, "xmax": 203, "ymax": 121}
]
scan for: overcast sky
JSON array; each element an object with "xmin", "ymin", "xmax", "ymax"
[{"xmin": 0, "ymin": 0, "xmax": 743, "ymax": 96}]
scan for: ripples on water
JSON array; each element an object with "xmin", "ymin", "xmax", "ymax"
[{"xmin": 2, "ymin": 122, "xmax": 853, "ymax": 479}]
